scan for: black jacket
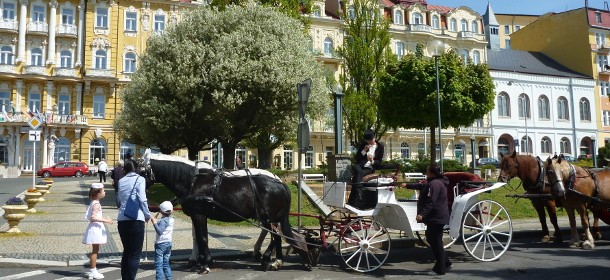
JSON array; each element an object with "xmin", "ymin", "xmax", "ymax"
[
  {"xmin": 354, "ymin": 141, "xmax": 385, "ymax": 169},
  {"xmin": 417, "ymin": 176, "xmax": 450, "ymax": 225}
]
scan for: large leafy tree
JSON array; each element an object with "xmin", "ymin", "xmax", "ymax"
[
  {"xmin": 116, "ymin": 4, "xmax": 328, "ymax": 167},
  {"xmin": 378, "ymin": 45, "xmax": 495, "ymax": 161},
  {"xmin": 337, "ymin": 0, "xmax": 392, "ymax": 148}
]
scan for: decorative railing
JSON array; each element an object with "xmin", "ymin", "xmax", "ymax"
[
  {"xmin": 458, "ymin": 31, "xmax": 476, "ymax": 39},
  {"xmin": 457, "ymin": 126, "xmax": 492, "ymax": 135},
  {"xmin": 27, "ymin": 21, "xmax": 48, "ymax": 33},
  {"xmin": 0, "ymin": 64, "xmax": 16, "ymax": 73},
  {"xmin": 54, "ymin": 67, "xmax": 79, "ymax": 77},
  {"xmin": 0, "ymin": 112, "xmax": 87, "ymax": 125},
  {"xmin": 57, "ymin": 24, "xmax": 77, "ymax": 36},
  {"xmin": 85, "ymin": 68, "xmax": 116, "ymax": 78},
  {"xmin": 0, "ymin": 20, "xmax": 18, "ymax": 31},
  {"xmin": 23, "ymin": 65, "xmax": 47, "ymax": 75},
  {"xmin": 407, "ymin": 24, "xmax": 432, "ymax": 33}
]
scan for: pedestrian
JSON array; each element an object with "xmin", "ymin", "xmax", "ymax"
[
  {"xmin": 235, "ymin": 156, "xmax": 244, "ymax": 170},
  {"xmin": 98, "ymin": 158, "xmax": 108, "ymax": 183},
  {"xmin": 82, "ymin": 183, "xmax": 113, "ymax": 279},
  {"xmin": 110, "ymin": 160, "xmax": 126, "ymax": 208},
  {"xmin": 406, "ymin": 164, "xmax": 452, "ymax": 276},
  {"xmin": 117, "ymin": 159, "xmax": 151, "ymax": 280},
  {"xmin": 151, "ymin": 201, "xmax": 175, "ymax": 280}
]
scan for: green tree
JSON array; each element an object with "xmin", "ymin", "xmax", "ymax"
[
  {"xmin": 378, "ymin": 45, "xmax": 495, "ymax": 162},
  {"xmin": 116, "ymin": 4, "xmax": 328, "ymax": 166},
  {"xmin": 336, "ymin": 0, "xmax": 392, "ymax": 148}
]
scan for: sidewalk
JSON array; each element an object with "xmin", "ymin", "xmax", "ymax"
[{"xmin": 0, "ymin": 179, "xmax": 607, "ymax": 268}]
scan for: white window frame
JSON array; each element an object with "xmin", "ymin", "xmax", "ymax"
[
  {"xmin": 0, "ymin": 91, "xmax": 10, "ymax": 113},
  {"xmin": 580, "ymin": 98, "xmax": 591, "ymax": 121},
  {"xmin": 95, "ymin": 7, "xmax": 108, "ymax": 28},
  {"xmin": 94, "ymin": 49, "xmax": 107, "ymax": 69},
  {"xmin": 460, "ymin": 49, "xmax": 469, "ymax": 64},
  {"xmin": 519, "ymin": 94, "xmax": 530, "ymax": 119},
  {"xmin": 472, "ymin": 50, "xmax": 480, "ymax": 65},
  {"xmin": 412, "ymin": 12, "xmax": 423, "ymax": 24},
  {"xmin": 604, "ymin": 110, "xmax": 610, "ymax": 126},
  {"xmin": 0, "ymin": 46, "xmax": 13, "ymax": 64},
  {"xmin": 59, "ymin": 50, "xmax": 72, "ymax": 68},
  {"xmin": 93, "ymin": 90, "xmax": 105, "ymax": 118},
  {"xmin": 124, "ymin": 52, "xmax": 136, "ymax": 73},
  {"xmin": 541, "ymin": 137, "xmax": 552, "ymax": 154},
  {"xmin": 538, "ymin": 95, "xmax": 550, "ymax": 120},
  {"xmin": 2, "ymin": 2, "xmax": 16, "ymax": 21},
  {"xmin": 560, "ymin": 137, "xmax": 571, "ymax": 154},
  {"xmin": 31, "ymin": 4, "xmax": 45, "ymax": 23},
  {"xmin": 323, "ymin": 37, "xmax": 333, "ymax": 56},
  {"xmin": 89, "ymin": 138, "xmax": 106, "ymax": 165},
  {"xmin": 304, "ymin": 146, "xmax": 314, "ymax": 169},
  {"xmin": 154, "ymin": 14, "xmax": 166, "ymax": 32},
  {"xmin": 400, "ymin": 142, "xmax": 410, "ymax": 158},
  {"xmin": 557, "ymin": 97, "xmax": 569, "ymax": 120},
  {"xmin": 394, "ymin": 10, "xmax": 402, "ymax": 25},
  {"xmin": 28, "ymin": 91, "xmax": 41, "ymax": 112},
  {"xmin": 450, "ymin": 18, "xmax": 457, "ymax": 31},
  {"xmin": 601, "ymin": 81, "xmax": 610, "ymax": 96},
  {"xmin": 471, "ymin": 20, "xmax": 478, "ymax": 34},
  {"xmin": 431, "ymin": 15, "xmax": 439, "ymax": 29},
  {"xmin": 30, "ymin": 48, "xmax": 43, "ymax": 66},
  {"xmin": 54, "ymin": 137, "xmax": 70, "ymax": 163},
  {"xmin": 283, "ymin": 145, "xmax": 293, "ymax": 170},
  {"xmin": 125, "ymin": 11, "xmax": 137, "ymax": 32},
  {"xmin": 61, "ymin": 7, "xmax": 74, "ymax": 25},
  {"xmin": 497, "ymin": 92, "xmax": 510, "ymax": 117},
  {"xmin": 395, "ymin": 41, "xmax": 404, "ymax": 58},
  {"xmin": 58, "ymin": 91, "xmax": 70, "ymax": 115},
  {"xmin": 460, "ymin": 19, "xmax": 468, "ymax": 31}
]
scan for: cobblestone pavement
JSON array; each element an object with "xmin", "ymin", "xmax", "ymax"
[{"xmin": 0, "ymin": 178, "xmax": 607, "ymax": 267}]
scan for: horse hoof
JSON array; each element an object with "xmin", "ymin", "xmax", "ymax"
[
  {"xmin": 569, "ymin": 243, "xmax": 580, "ymax": 249},
  {"xmin": 541, "ymin": 235, "xmax": 551, "ymax": 243},
  {"xmin": 582, "ymin": 241, "xmax": 595, "ymax": 249},
  {"xmin": 270, "ymin": 259, "xmax": 283, "ymax": 271},
  {"xmin": 198, "ymin": 267, "xmax": 211, "ymax": 274},
  {"xmin": 594, "ymin": 232, "xmax": 602, "ymax": 240}
]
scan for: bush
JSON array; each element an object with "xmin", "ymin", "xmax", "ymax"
[
  {"xmin": 480, "ymin": 164, "xmax": 496, "ymax": 172},
  {"xmin": 5, "ymin": 197, "xmax": 25, "ymax": 205}
]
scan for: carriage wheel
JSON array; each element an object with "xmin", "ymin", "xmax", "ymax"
[
  {"xmin": 338, "ymin": 218, "xmax": 390, "ymax": 272},
  {"xmin": 415, "ymin": 227, "xmax": 458, "ymax": 249},
  {"xmin": 461, "ymin": 200, "xmax": 512, "ymax": 262},
  {"xmin": 325, "ymin": 210, "xmax": 355, "ymax": 256}
]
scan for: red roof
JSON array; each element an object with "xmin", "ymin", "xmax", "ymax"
[
  {"xmin": 380, "ymin": 0, "xmax": 395, "ymax": 8},
  {"xmin": 425, "ymin": 4, "xmax": 453, "ymax": 14}
]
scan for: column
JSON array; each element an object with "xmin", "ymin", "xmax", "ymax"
[
  {"xmin": 15, "ymin": 80, "xmax": 23, "ymax": 113},
  {"xmin": 42, "ymin": 127, "xmax": 49, "ymax": 167},
  {"xmin": 46, "ymin": 0, "xmax": 57, "ymax": 65},
  {"xmin": 75, "ymin": 0, "xmax": 85, "ymax": 66},
  {"xmin": 17, "ymin": 0, "xmax": 28, "ymax": 63},
  {"xmin": 75, "ymin": 82, "xmax": 82, "ymax": 115},
  {"xmin": 46, "ymin": 81, "xmax": 54, "ymax": 112}
]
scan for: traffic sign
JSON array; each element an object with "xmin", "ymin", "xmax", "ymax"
[
  {"xmin": 27, "ymin": 117, "xmax": 42, "ymax": 130},
  {"xmin": 28, "ymin": 130, "xmax": 41, "ymax": 141}
]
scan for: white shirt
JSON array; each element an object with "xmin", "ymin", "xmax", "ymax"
[
  {"xmin": 98, "ymin": 161, "xmax": 108, "ymax": 172},
  {"xmin": 362, "ymin": 144, "xmax": 377, "ymax": 168}
]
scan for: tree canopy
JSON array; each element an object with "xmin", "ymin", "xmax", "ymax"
[
  {"xmin": 115, "ymin": 4, "xmax": 328, "ymax": 166},
  {"xmin": 378, "ymin": 45, "xmax": 495, "ymax": 161}
]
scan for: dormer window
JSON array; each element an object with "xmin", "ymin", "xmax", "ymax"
[
  {"xmin": 394, "ymin": 10, "xmax": 403, "ymax": 25},
  {"xmin": 412, "ymin": 12, "xmax": 423, "ymax": 24}
]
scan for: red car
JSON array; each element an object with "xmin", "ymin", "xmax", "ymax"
[{"xmin": 37, "ymin": 162, "xmax": 89, "ymax": 178}]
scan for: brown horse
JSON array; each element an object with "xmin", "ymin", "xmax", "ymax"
[
  {"xmin": 498, "ymin": 151, "xmax": 563, "ymax": 243},
  {"xmin": 545, "ymin": 156, "xmax": 609, "ymax": 248}
]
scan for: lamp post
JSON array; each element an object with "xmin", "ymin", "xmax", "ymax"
[
  {"xmin": 470, "ymin": 134, "xmax": 476, "ymax": 172},
  {"xmin": 296, "ymin": 79, "xmax": 312, "ymax": 228},
  {"xmin": 333, "ymin": 83, "xmax": 344, "ymax": 155},
  {"xmin": 591, "ymin": 136, "xmax": 597, "ymax": 168},
  {"xmin": 428, "ymin": 39, "xmax": 445, "ymax": 172}
]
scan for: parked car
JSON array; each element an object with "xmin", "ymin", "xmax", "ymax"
[
  {"xmin": 37, "ymin": 162, "xmax": 89, "ymax": 178},
  {"xmin": 562, "ymin": 155, "xmax": 577, "ymax": 162},
  {"xmin": 469, "ymin": 158, "xmax": 501, "ymax": 168}
]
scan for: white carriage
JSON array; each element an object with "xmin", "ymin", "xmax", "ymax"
[{"xmin": 321, "ymin": 177, "xmax": 513, "ymax": 272}]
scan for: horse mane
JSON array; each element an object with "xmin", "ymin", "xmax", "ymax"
[{"xmin": 149, "ymin": 154, "xmax": 199, "ymax": 189}]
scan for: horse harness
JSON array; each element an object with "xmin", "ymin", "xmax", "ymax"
[
  {"xmin": 561, "ymin": 163, "xmax": 601, "ymax": 202},
  {"xmin": 513, "ymin": 156, "xmax": 546, "ymax": 193}
]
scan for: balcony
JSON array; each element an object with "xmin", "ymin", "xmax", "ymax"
[
  {"xmin": 57, "ymin": 24, "xmax": 77, "ymax": 37},
  {"xmin": 23, "ymin": 65, "xmax": 47, "ymax": 75},
  {"xmin": 406, "ymin": 24, "xmax": 432, "ymax": 33},
  {"xmin": 0, "ymin": 64, "xmax": 16, "ymax": 74},
  {"xmin": 457, "ymin": 126, "xmax": 492, "ymax": 136},
  {"xmin": 599, "ymin": 64, "xmax": 610, "ymax": 75},
  {"xmin": 85, "ymin": 68, "xmax": 116, "ymax": 78},
  {"xmin": 0, "ymin": 20, "xmax": 18, "ymax": 32},
  {"xmin": 458, "ymin": 31, "xmax": 476, "ymax": 39},
  {"xmin": 46, "ymin": 114, "xmax": 88, "ymax": 125},
  {"xmin": 27, "ymin": 21, "xmax": 48, "ymax": 34},
  {"xmin": 54, "ymin": 67, "xmax": 79, "ymax": 78}
]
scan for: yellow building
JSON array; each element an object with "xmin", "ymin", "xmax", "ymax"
[
  {"xmin": 511, "ymin": 7, "xmax": 608, "ymax": 153},
  {"xmin": 495, "ymin": 13, "xmax": 538, "ymax": 49},
  {"xmin": 0, "ymin": 0, "xmax": 202, "ymax": 178}
]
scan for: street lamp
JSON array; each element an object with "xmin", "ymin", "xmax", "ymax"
[
  {"xmin": 428, "ymin": 39, "xmax": 445, "ymax": 172},
  {"xmin": 470, "ymin": 134, "xmax": 476, "ymax": 172},
  {"xmin": 592, "ymin": 136, "xmax": 597, "ymax": 168},
  {"xmin": 333, "ymin": 83, "xmax": 344, "ymax": 155}
]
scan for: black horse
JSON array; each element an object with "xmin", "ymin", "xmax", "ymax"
[{"xmin": 140, "ymin": 149, "xmax": 298, "ymax": 272}]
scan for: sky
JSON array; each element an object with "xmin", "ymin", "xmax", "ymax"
[{"xmin": 428, "ymin": 0, "xmax": 609, "ymax": 16}]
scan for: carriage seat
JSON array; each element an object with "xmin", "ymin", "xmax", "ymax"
[{"xmin": 457, "ymin": 181, "xmax": 492, "ymax": 195}]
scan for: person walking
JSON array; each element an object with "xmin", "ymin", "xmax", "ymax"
[
  {"xmin": 83, "ymin": 183, "xmax": 113, "ymax": 279},
  {"xmin": 110, "ymin": 160, "xmax": 126, "ymax": 208},
  {"xmin": 98, "ymin": 158, "xmax": 108, "ymax": 183},
  {"xmin": 151, "ymin": 201, "xmax": 175, "ymax": 280},
  {"xmin": 117, "ymin": 159, "xmax": 151, "ymax": 280},
  {"xmin": 406, "ymin": 164, "xmax": 452, "ymax": 275}
]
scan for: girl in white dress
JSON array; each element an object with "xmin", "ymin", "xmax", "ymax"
[{"xmin": 83, "ymin": 183, "xmax": 113, "ymax": 279}]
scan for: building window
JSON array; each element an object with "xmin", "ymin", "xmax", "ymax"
[
  {"xmin": 431, "ymin": 15, "xmax": 439, "ymax": 29},
  {"xmin": 395, "ymin": 42, "xmax": 404, "ymax": 58},
  {"xmin": 305, "ymin": 146, "xmax": 314, "ymax": 168},
  {"xmin": 557, "ymin": 97, "xmax": 569, "ymax": 120},
  {"xmin": 580, "ymin": 98, "xmax": 591, "ymax": 121},
  {"xmin": 471, "ymin": 21, "xmax": 478, "ymax": 34},
  {"xmin": 323, "ymin": 37, "xmax": 333, "ymax": 56},
  {"xmin": 596, "ymin": 12, "xmax": 602, "ymax": 24},
  {"xmin": 28, "ymin": 92, "xmax": 41, "ymax": 112},
  {"xmin": 312, "ymin": 5, "xmax": 321, "ymax": 17},
  {"xmin": 504, "ymin": 25, "xmax": 510, "ymax": 35},
  {"xmin": 0, "ymin": 91, "xmax": 10, "ymax": 112},
  {"xmin": 505, "ymin": 39, "xmax": 511, "ymax": 49},
  {"xmin": 560, "ymin": 137, "xmax": 571, "ymax": 154},
  {"xmin": 472, "ymin": 50, "xmax": 480, "ymax": 65},
  {"xmin": 515, "ymin": 25, "xmax": 521, "ymax": 31},
  {"xmin": 89, "ymin": 138, "xmax": 106, "ymax": 165},
  {"xmin": 93, "ymin": 92, "xmax": 105, "ymax": 118},
  {"xmin": 2, "ymin": 2, "xmax": 15, "ymax": 21},
  {"xmin": 596, "ymin": 32, "xmax": 605, "ymax": 47},
  {"xmin": 460, "ymin": 49, "xmax": 469, "ymax": 64},
  {"xmin": 518, "ymin": 93, "xmax": 530, "ymax": 119},
  {"xmin": 0, "ymin": 46, "xmax": 13, "ymax": 64},
  {"xmin": 154, "ymin": 14, "xmax": 166, "ymax": 32},
  {"xmin": 412, "ymin": 12, "xmax": 423, "ymax": 24},
  {"xmin": 541, "ymin": 137, "xmax": 552, "ymax": 154},
  {"xmin": 32, "ymin": 5, "xmax": 45, "ymax": 22},
  {"xmin": 490, "ymin": 27, "xmax": 498, "ymax": 35},
  {"xmin": 604, "ymin": 111, "xmax": 610, "ymax": 126},
  {"xmin": 601, "ymin": 81, "xmax": 610, "ymax": 96},
  {"xmin": 538, "ymin": 95, "xmax": 550, "ymax": 119},
  {"xmin": 125, "ymin": 11, "xmax": 137, "ymax": 32},
  {"xmin": 60, "ymin": 50, "xmax": 72, "ymax": 68},
  {"xmin": 95, "ymin": 50, "xmax": 107, "ymax": 69},
  {"xmin": 0, "ymin": 135, "xmax": 7, "ymax": 164},
  {"xmin": 394, "ymin": 10, "xmax": 402, "ymax": 25},
  {"xmin": 497, "ymin": 92, "xmax": 510, "ymax": 117},
  {"xmin": 348, "ymin": 6, "xmax": 355, "ymax": 20},
  {"xmin": 96, "ymin": 7, "xmax": 108, "ymax": 28},
  {"xmin": 460, "ymin": 19, "xmax": 468, "ymax": 31},
  {"xmin": 30, "ymin": 48, "xmax": 43, "ymax": 66},
  {"xmin": 417, "ymin": 142, "xmax": 425, "ymax": 158},
  {"xmin": 520, "ymin": 136, "xmax": 532, "ymax": 154},
  {"xmin": 400, "ymin": 142, "xmax": 410, "ymax": 158},
  {"xmin": 450, "ymin": 18, "xmax": 457, "ymax": 31},
  {"xmin": 597, "ymin": 54, "xmax": 609, "ymax": 71},
  {"xmin": 283, "ymin": 145, "xmax": 293, "ymax": 170},
  {"xmin": 61, "ymin": 7, "xmax": 74, "ymax": 25},
  {"xmin": 120, "ymin": 140, "xmax": 135, "ymax": 161},
  {"xmin": 54, "ymin": 137, "xmax": 70, "ymax": 163},
  {"xmin": 58, "ymin": 92, "xmax": 70, "ymax": 115},
  {"xmin": 124, "ymin": 52, "xmax": 136, "ymax": 73}
]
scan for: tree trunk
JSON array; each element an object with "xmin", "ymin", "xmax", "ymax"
[
  {"xmin": 257, "ymin": 146, "xmax": 273, "ymax": 169},
  {"xmin": 221, "ymin": 143, "xmax": 237, "ymax": 170},
  {"xmin": 187, "ymin": 147, "xmax": 198, "ymax": 161}
]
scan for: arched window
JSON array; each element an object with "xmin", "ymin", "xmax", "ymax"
[
  {"xmin": 412, "ymin": 12, "xmax": 423, "ymax": 24},
  {"xmin": 312, "ymin": 5, "xmax": 321, "ymax": 17},
  {"xmin": 431, "ymin": 15, "xmax": 440, "ymax": 29},
  {"xmin": 471, "ymin": 20, "xmax": 478, "ymax": 33},
  {"xmin": 460, "ymin": 19, "xmax": 468, "ymax": 31},
  {"xmin": 54, "ymin": 137, "xmax": 71, "ymax": 163},
  {"xmin": 461, "ymin": 49, "xmax": 469, "ymax": 64},
  {"xmin": 58, "ymin": 91, "xmax": 70, "ymax": 115},
  {"xmin": 120, "ymin": 140, "xmax": 135, "ymax": 160},
  {"xmin": 124, "ymin": 52, "xmax": 136, "ymax": 73},
  {"xmin": 304, "ymin": 146, "xmax": 313, "ymax": 168},
  {"xmin": 60, "ymin": 50, "xmax": 72, "ymax": 68},
  {"xmin": 400, "ymin": 142, "xmax": 410, "ymax": 158},
  {"xmin": 395, "ymin": 42, "xmax": 404, "ymax": 58},
  {"xmin": 95, "ymin": 49, "xmax": 107, "ymax": 69},
  {"xmin": 560, "ymin": 137, "xmax": 571, "ymax": 154},
  {"xmin": 417, "ymin": 142, "xmax": 425, "ymax": 158},
  {"xmin": 323, "ymin": 37, "xmax": 333, "ymax": 57},
  {"xmin": 519, "ymin": 93, "xmax": 530, "ymax": 119},
  {"xmin": 579, "ymin": 98, "xmax": 591, "ymax": 121},
  {"xmin": 0, "ymin": 46, "xmax": 13, "ymax": 64},
  {"xmin": 472, "ymin": 50, "xmax": 480, "ymax": 65},
  {"xmin": 348, "ymin": 6, "xmax": 355, "ymax": 19},
  {"xmin": 450, "ymin": 18, "xmax": 457, "ymax": 31},
  {"xmin": 538, "ymin": 95, "xmax": 550, "ymax": 119},
  {"xmin": 497, "ymin": 92, "xmax": 510, "ymax": 117},
  {"xmin": 520, "ymin": 136, "xmax": 532, "ymax": 154},
  {"xmin": 30, "ymin": 48, "xmax": 43, "ymax": 66},
  {"xmin": 394, "ymin": 10, "xmax": 403, "ymax": 25},
  {"xmin": 557, "ymin": 97, "xmax": 569, "ymax": 120},
  {"xmin": 89, "ymin": 138, "xmax": 107, "ymax": 165},
  {"xmin": 541, "ymin": 136, "xmax": 552, "ymax": 154},
  {"xmin": 283, "ymin": 145, "xmax": 293, "ymax": 170}
]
